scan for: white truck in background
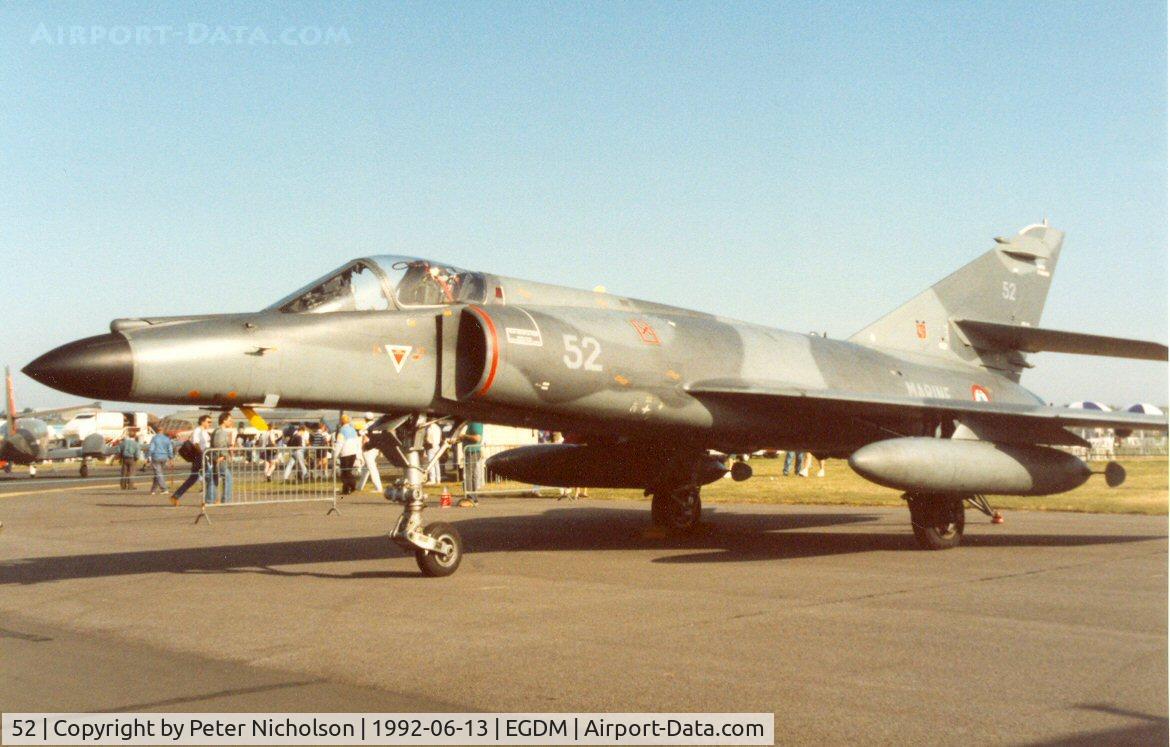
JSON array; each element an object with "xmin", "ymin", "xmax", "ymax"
[{"xmin": 60, "ymin": 411, "xmax": 152, "ymax": 447}]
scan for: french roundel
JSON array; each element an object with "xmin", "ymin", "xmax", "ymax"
[{"xmin": 971, "ymin": 384, "xmax": 991, "ymax": 402}]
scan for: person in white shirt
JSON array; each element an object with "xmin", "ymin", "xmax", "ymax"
[
  {"xmin": 169, "ymin": 414, "xmax": 212, "ymax": 506},
  {"xmin": 355, "ymin": 430, "xmax": 383, "ymax": 493},
  {"xmin": 424, "ymin": 421, "xmax": 444, "ymax": 485}
]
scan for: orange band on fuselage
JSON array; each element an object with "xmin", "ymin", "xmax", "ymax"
[{"xmin": 467, "ymin": 305, "xmax": 499, "ymax": 398}]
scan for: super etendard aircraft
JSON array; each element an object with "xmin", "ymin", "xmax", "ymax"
[{"xmin": 25, "ymin": 223, "xmax": 1169, "ymax": 575}]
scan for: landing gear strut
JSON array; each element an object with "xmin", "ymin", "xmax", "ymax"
[
  {"xmin": 905, "ymin": 493, "xmax": 965, "ymax": 550},
  {"xmin": 80, "ymin": 460, "xmax": 89, "ymax": 478},
  {"xmin": 965, "ymin": 494, "xmax": 1003, "ymax": 524},
  {"xmin": 382, "ymin": 414, "xmax": 465, "ymax": 577}
]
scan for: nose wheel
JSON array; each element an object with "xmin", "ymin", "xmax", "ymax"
[{"xmin": 414, "ymin": 521, "xmax": 463, "ymax": 577}]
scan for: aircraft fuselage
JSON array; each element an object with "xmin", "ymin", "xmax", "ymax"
[{"xmin": 27, "ymin": 300, "xmax": 1041, "ymax": 456}]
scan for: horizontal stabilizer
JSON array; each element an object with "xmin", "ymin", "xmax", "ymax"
[{"xmin": 954, "ymin": 319, "xmax": 1168, "ymax": 361}]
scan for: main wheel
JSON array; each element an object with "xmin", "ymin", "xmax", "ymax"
[
  {"xmin": 908, "ymin": 494, "xmax": 965, "ymax": 550},
  {"xmin": 414, "ymin": 521, "xmax": 463, "ymax": 577},
  {"xmin": 651, "ymin": 487, "xmax": 702, "ymax": 532},
  {"xmin": 80, "ymin": 462, "xmax": 89, "ymax": 477}
]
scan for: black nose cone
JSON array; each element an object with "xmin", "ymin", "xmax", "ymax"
[{"xmin": 23, "ymin": 334, "xmax": 133, "ymax": 400}]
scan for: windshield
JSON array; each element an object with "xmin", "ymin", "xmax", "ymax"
[
  {"xmin": 376, "ymin": 257, "xmax": 487, "ymax": 307},
  {"xmin": 269, "ymin": 261, "xmax": 393, "ymax": 314}
]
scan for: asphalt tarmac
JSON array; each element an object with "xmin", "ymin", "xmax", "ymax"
[{"xmin": 0, "ymin": 476, "xmax": 1165, "ymax": 745}]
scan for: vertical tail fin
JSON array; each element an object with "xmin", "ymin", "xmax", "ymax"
[{"xmin": 849, "ymin": 223, "xmax": 1065, "ymax": 380}]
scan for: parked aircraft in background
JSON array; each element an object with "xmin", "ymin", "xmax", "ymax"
[
  {"xmin": 1, "ymin": 366, "xmax": 107, "ymax": 476},
  {"xmin": 25, "ymin": 223, "xmax": 1169, "ymax": 573}
]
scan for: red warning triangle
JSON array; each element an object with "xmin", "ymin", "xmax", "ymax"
[{"xmin": 385, "ymin": 344, "xmax": 412, "ymax": 373}]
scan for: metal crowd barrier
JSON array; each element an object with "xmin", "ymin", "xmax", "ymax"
[
  {"xmin": 1061, "ymin": 440, "xmax": 1169, "ymax": 461},
  {"xmin": 197, "ymin": 445, "xmax": 339, "ymax": 523},
  {"xmin": 461, "ymin": 443, "xmax": 569, "ymax": 498}
]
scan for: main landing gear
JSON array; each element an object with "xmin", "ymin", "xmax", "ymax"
[
  {"xmin": 650, "ymin": 485, "xmax": 702, "ymax": 532},
  {"xmin": 381, "ymin": 414, "xmax": 465, "ymax": 577},
  {"xmin": 646, "ymin": 451, "xmax": 743, "ymax": 533},
  {"xmin": 647, "ymin": 451, "xmax": 728, "ymax": 533},
  {"xmin": 905, "ymin": 493, "xmax": 966, "ymax": 550}
]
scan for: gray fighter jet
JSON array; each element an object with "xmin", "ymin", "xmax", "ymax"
[{"xmin": 24, "ymin": 223, "xmax": 1168, "ymax": 575}]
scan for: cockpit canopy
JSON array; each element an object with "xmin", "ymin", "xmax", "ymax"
[{"xmin": 267, "ymin": 256, "xmax": 487, "ymax": 314}]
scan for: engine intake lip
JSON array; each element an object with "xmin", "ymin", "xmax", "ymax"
[{"xmin": 457, "ymin": 306, "xmax": 499, "ymax": 399}]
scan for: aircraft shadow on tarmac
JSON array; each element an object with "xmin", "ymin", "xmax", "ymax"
[
  {"xmin": 1028, "ymin": 704, "xmax": 1169, "ymax": 746},
  {"xmin": 1, "ymin": 505, "xmax": 1164, "ymax": 586}
]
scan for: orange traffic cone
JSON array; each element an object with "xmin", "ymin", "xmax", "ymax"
[{"xmin": 439, "ymin": 486, "xmax": 452, "ymax": 508}]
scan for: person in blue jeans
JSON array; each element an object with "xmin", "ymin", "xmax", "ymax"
[
  {"xmin": 145, "ymin": 430, "xmax": 174, "ymax": 494},
  {"xmin": 457, "ymin": 421, "xmax": 484, "ymax": 507},
  {"xmin": 117, "ymin": 429, "xmax": 142, "ymax": 489},
  {"xmin": 783, "ymin": 450, "xmax": 805, "ymax": 476},
  {"xmin": 209, "ymin": 412, "xmax": 235, "ymax": 504},
  {"xmin": 170, "ymin": 414, "xmax": 212, "ymax": 506}
]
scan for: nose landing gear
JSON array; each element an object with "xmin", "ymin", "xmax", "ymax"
[{"xmin": 382, "ymin": 414, "xmax": 465, "ymax": 577}]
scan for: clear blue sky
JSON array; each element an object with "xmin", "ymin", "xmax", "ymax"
[{"xmin": 2, "ymin": 1, "xmax": 1166, "ymax": 411}]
